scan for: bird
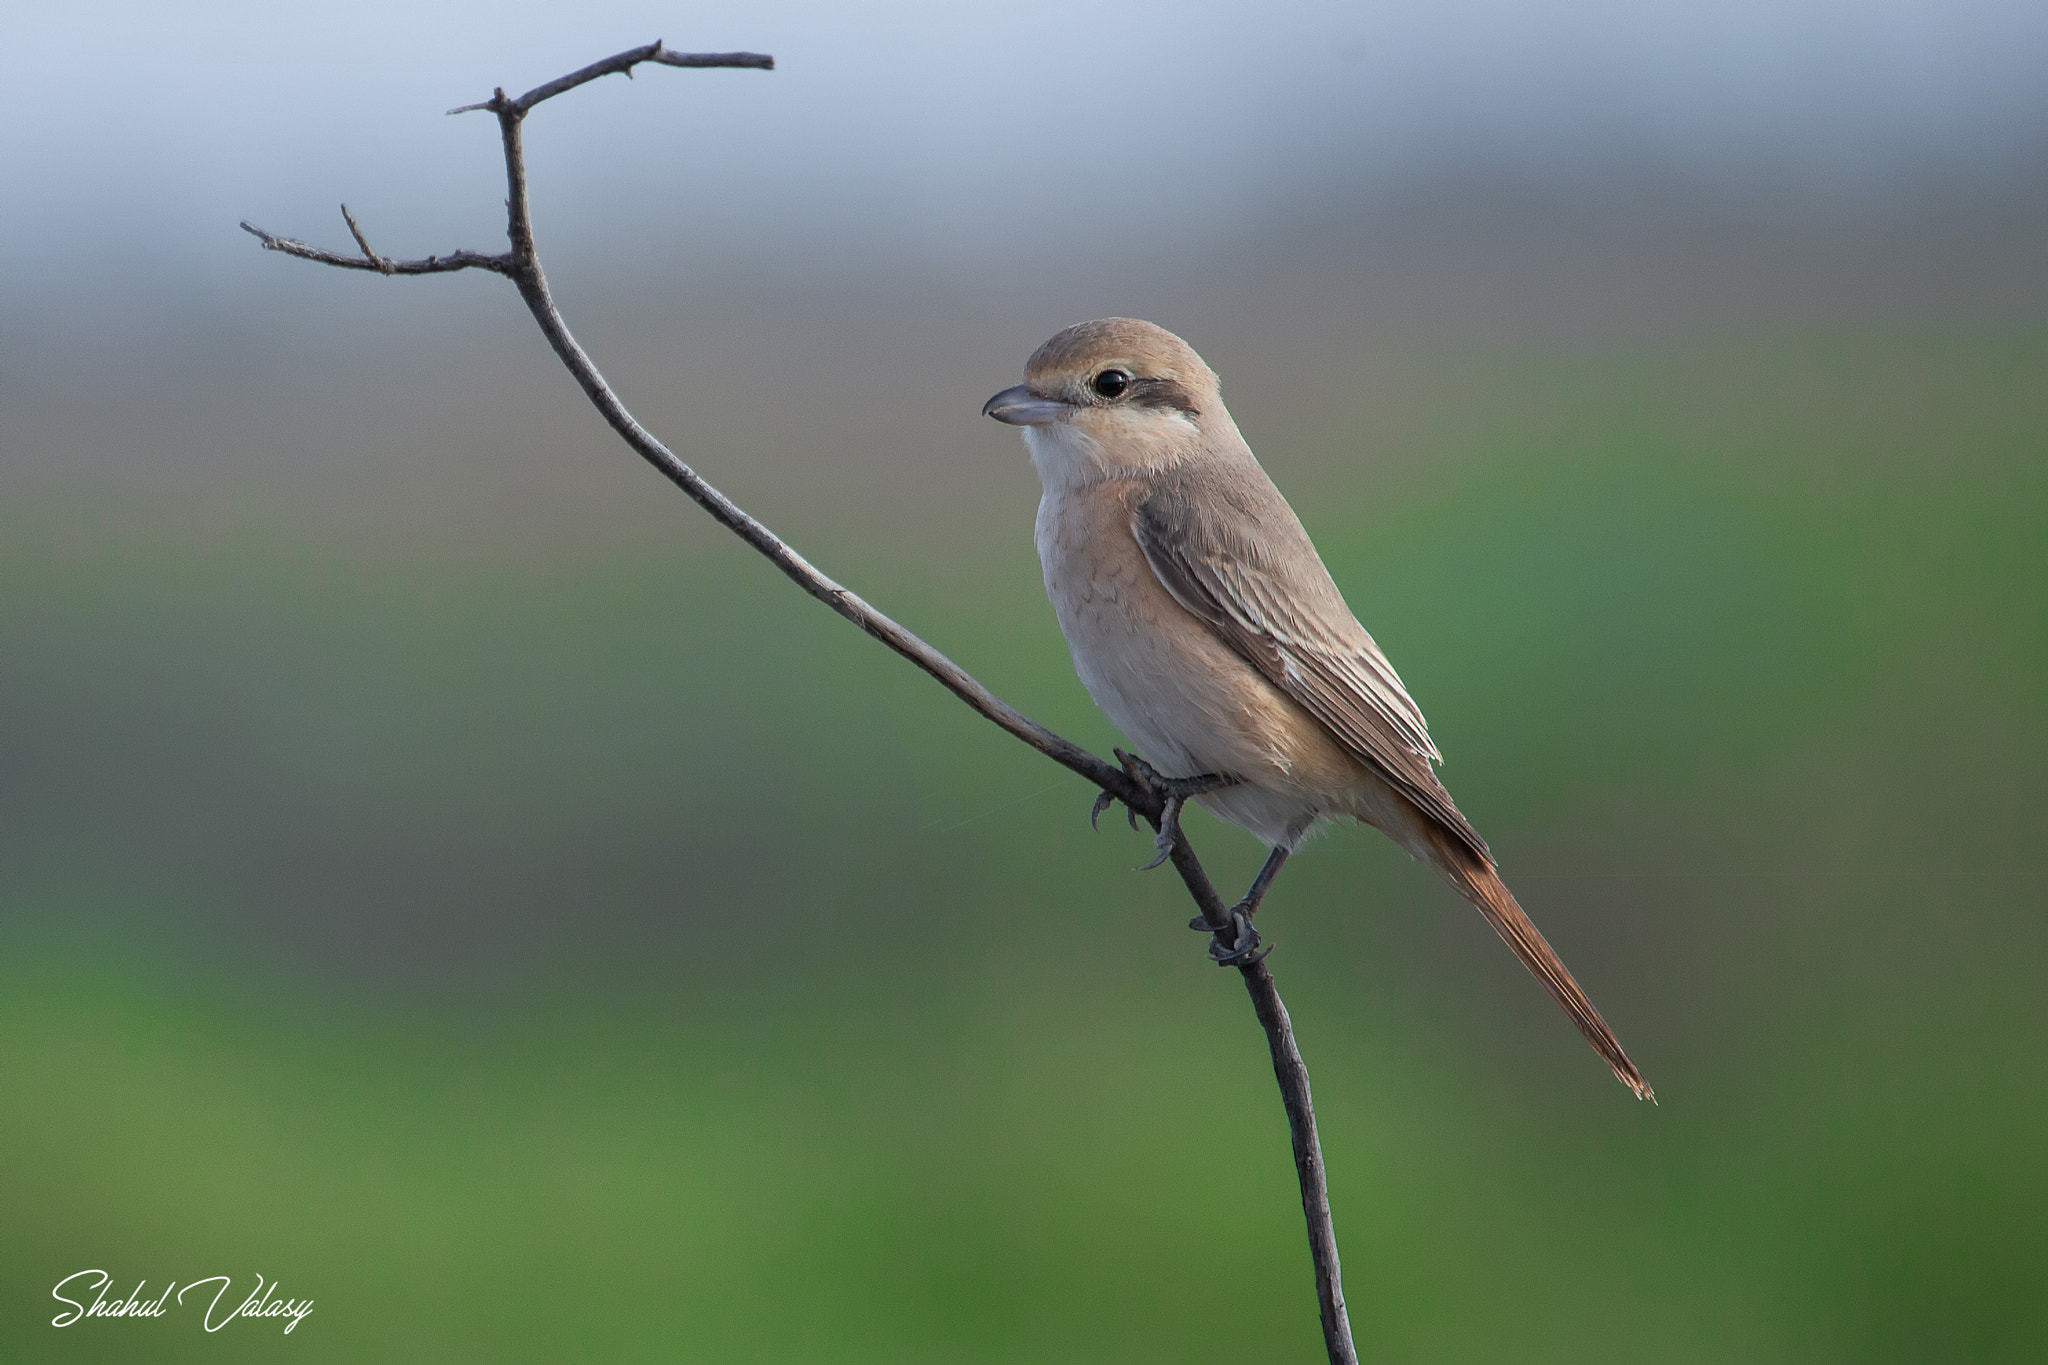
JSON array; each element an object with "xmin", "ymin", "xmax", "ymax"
[{"xmin": 983, "ymin": 317, "xmax": 1651, "ymax": 1100}]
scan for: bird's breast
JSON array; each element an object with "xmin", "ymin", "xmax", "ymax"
[
  {"xmin": 1033, "ymin": 479, "xmax": 1364, "ymax": 826},
  {"xmin": 1034, "ymin": 480, "xmax": 1201, "ymax": 767}
]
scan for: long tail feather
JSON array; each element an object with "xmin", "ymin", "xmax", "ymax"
[{"xmin": 1431, "ymin": 835, "xmax": 1654, "ymax": 1101}]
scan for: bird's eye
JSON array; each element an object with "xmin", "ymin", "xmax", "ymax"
[{"xmin": 1092, "ymin": 369, "xmax": 1131, "ymax": 399}]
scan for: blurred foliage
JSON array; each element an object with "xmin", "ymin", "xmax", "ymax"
[{"xmin": 1, "ymin": 331, "xmax": 2043, "ymax": 1361}]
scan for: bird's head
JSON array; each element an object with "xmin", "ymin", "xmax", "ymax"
[{"xmin": 983, "ymin": 318, "xmax": 1227, "ymax": 485}]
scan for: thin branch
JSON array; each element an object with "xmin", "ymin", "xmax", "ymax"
[
  {"xmin": 245, "ymin": 42, "xmax": 1357, "ymax": 1365},
  {"xmin": 239, "ymin": 221, "xmax": 509, "ymax": 276},
  {"xmin": 339, "ymin": 203, "xmax": 395, "ymax": 274},
  {"xmin": 447, "ymin": 41, "xmax": 774, "ymax": 117},
  {"xmin": 650, "ymin": 49, "xmax": 778, "ymax": 72},
  {"xmin": 1247, "ymin": 960, "xmax": 1355, "ymax": 1359}
]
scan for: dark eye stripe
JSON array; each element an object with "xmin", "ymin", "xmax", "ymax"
[{"xmin": 1127, "ymin": 377, "xmax": 1200, "ymax": 418}]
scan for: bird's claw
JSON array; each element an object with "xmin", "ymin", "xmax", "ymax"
[
  {"xmin": 1081, "ymin": 785, "xmax": 1146, "ymax": 826},
  {"xmin": 1135, "ymin": 801, "xmax": 1180, "ymax": 871},
  {"xmin": 1092, "ymin": 749, "xmax": 1234, "ymax": 870},
  {"xmin": 1190, "ymin": 903, "xmax": 1268, "ymax": 967},
  {"xmin": 1089, "ymin": 786, "xmax": 1143, "ymax": 832}
]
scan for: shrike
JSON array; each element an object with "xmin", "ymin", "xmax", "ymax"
[{"xmin": 985, "ymin": 318, "xmax": 1651, "ymax": 1100}]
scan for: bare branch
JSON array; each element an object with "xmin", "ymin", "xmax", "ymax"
[
  {"xmin": 1247, "ymin": 959, "xmax": 1355, "ymax": 1360},
  {"xmin": 239, "ymin": 221, "xmax": 509, "ymax": 276},
  {"xmin": 244, "ymin": 44, "xmax": 1357, "ymax": 1365},
  {"xmin": 444, "ymin": 41, "xmax": 773, "ymax": 118},
  {"xmin": 339, "ymin": 204, "xmax": 395, "ymax": 274},
  {"xmin": 650, "ymin": 49, "xmax": 777, "ymax": 72}
]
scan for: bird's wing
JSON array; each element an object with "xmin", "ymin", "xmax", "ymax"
[{"xmin": 1132, "ymin": 466, "xmax": 1490, "ymax": 863}]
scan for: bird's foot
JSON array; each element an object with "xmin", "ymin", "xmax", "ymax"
[
  {"xmin": 1094, "ymin": 749, "xmax": 1234, "ymax": 870},
  {"xmin": 1189, "ymin": 902, "xmax": 1269, "ymax": 967},
  {"xmin": 1087, "ymin": 787, "xmax": 1131, "ymax": 833}
]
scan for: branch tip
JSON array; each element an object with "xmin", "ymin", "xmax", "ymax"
[
  {"xmin": 449, "ymin": 45, "xmax": 769, "ymax": 116},
  {"xmin": 340, "ymin": 203, "xmax": 395, "ymax": 274}
]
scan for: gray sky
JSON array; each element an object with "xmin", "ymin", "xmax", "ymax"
[
  {"xmin": 6, "ymin": 0, "xmax": 2047, "ymax": 300},
  {"xmin": 5, "ymin": 0, "xmax": 2048, "ymax": 571}
]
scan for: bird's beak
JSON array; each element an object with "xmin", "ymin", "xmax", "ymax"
[{"xmin": 982, "ymin": 384, "xmax": 1073, "ymax": 426}]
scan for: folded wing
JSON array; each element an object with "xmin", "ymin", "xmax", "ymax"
[
  {"xmin": 1132, "ymin": 460, "xmax": 1653, "ymax": 1098},
  {"xmin": 1132, "ymin": 463, "xmax": 1489, "ymax": 864}
]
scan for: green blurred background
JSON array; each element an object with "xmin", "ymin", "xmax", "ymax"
[{"xmin": 5, "ymin": 4, "xmax": 2048, "ymax": 1361}]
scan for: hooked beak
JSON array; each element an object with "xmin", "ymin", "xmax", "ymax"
[{"xmin": 982, "ymin": 384, "xmax": 1073, "ymax": 426}]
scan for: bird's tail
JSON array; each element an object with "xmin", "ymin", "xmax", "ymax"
[{"xmin": 1429, "ymin": 833, "xmax": 1654, "ymax": 1101}]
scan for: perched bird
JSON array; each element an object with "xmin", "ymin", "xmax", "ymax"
[{"xmin": 984, "ymin": 318, "xmax": 1651, "ymax": 1100}]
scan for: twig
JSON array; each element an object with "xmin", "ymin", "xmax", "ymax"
[
  {"xmin": 1164, "ymin": 836, "xmax": 1355, "ymax": 1361},
  {"xmin": 243, "ymin": 42, "xmax": 1358, "ymax": 1365},
  {"xmin": 339, "ymin": 204, "xmax": 395, "ymax": 274},
  {"xmin": 239, "ymin": 221, "xmax": 509, "ymax": 277},
  {"xmin": 446, "ymin": 40, "xmax": 773, "ymax": 117}
]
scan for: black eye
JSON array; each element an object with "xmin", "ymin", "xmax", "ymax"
[{"xmin": 1091, "ymin": 369, "xmax": 1131, "ymax": 399}]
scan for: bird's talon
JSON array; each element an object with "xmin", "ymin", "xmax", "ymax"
[
  {"xmin": 1135, "ymin": 827, "xmax": 1176, "ymax": 871},
  {"xmin": 1195, "ymin": 904, "xmax": 1266, "ymax": 967},
  {"xmin": 1133, "ymin": 793, "xmax": 1187, "ymax": 871},
  {"xmin": 1214, "ymin": 937, "xmax": 1272, "ymax": 968},
  {"xmin": 1089, "ymin": 789, "xmax": 1113, "ymax": 831}
]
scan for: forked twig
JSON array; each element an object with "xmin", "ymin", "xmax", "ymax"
[
  {"xmin": 240, "ymin": 220, "xmax": 508, "ymax": 277},
  {"xmin": 242, "ymin": 41, "xmax": 1357, "ymax": 1365},
  {"xmin": 338, "ymin": 203, "xmax": 394, "ymax": 274}
]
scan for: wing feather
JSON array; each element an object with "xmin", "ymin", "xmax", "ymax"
[{"xmin": 1133, "ymin": 467, "xmax": 1490, "ymax": 863}]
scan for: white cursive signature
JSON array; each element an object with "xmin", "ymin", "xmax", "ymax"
[{"xmin": 52, "ymin": 1269, "xmax": 313, "ymax": 1334}]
